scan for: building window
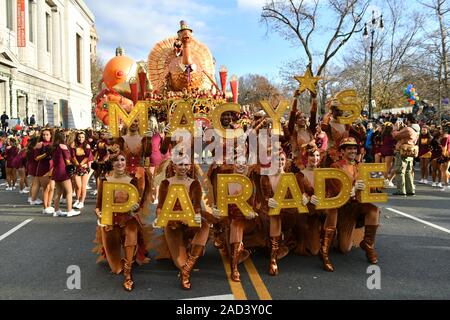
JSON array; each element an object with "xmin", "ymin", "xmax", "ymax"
[
  {"xmin": 76, "ymin": 33, "xmax": 82, "ymax": 83},
  {"xmin": 28, "ymin": 0, "xmax": 35, "ymax": 43},
  {"xmin": 46, "ymin": 13, "xmax": 51, "ymax": 52},
  {"xmin": 6, "ymin": 0, "xmax": 14, "ymax": 30},
  {"xmin": 0, "ymin": 81, "xmax": 6, "ymax": 113}
]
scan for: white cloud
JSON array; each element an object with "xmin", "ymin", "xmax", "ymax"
[
  {"xmin": 86, "ymin": 0, "xmax": 219, "ymax": 62},
  {"xmin": 237, "ymin": 0, "xmax": 268, "ymax": 10}
]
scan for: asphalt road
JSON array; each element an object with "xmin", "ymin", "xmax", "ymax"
[{"xmin": 0, "ymin": 176, "xmax": 449, "ymax": 300}]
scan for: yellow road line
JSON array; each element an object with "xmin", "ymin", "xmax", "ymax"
[
  {"xmin": 244, "ymin": 259, "xmax": 272, "ymax": 300},
  {"xmin": 219, "ymin": 250, "xmax": 247, "ymax": 300}
]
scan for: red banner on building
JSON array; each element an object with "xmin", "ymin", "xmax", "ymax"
[{"xmin": 17, "ymin": 0, "xmax": 26, "ymax": 47}]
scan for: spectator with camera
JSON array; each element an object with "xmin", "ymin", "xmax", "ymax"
[{"xmin": 392, "ymin": 114, "xmax": 420, "ymax": 196}]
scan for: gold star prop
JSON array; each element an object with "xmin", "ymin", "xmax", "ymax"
[{"xmin": 294, "ymin": 69, "xmax": 321, "ymax": 95}]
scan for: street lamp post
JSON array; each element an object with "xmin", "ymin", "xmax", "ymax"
[{"xmin": 364, "ymin": 11, "xmax": 383, "ymax": 119}]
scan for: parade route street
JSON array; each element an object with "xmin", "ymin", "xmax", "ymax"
[{"xmin": 0, "ymin": 181, "xmax": 449, "ymax": 300}]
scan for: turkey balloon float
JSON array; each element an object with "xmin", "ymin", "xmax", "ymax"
[{"xmin": 94, "ymin": 20, "xmax": 226, "ymax": 127}]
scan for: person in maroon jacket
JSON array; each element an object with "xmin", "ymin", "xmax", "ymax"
[
  {"xmin": 0, "ymin": 137, "xmax": 5, "ymax": 180},
  {"xmin": 14, "ymin": 142, "xmax": 29, "ymax": 194},
  {"xmin": 437, "ymin": 125, "xmax": 450, "ymax": 191},
  {"xmin": 26, "ymin": 136, "xmax": 42, "ymax": 204},
  {"xmin": 91, "ymin": 129, "xmax": 111, "ymax": 197},
  {"xmin": 35, "ymin": 129, "xmax": 55, "ymax": 214},
  {"xmin": 418, "ymin": 126, "xmax": 433, "ymax": 184},
  {"xmin": 51, "ymin": 130, "xmax": 79, "ymax": 217},
  {"xmin": 4, "ymin": 136, "xmax": 19, "ymax": 190},
  {"xmin": 379, "ymin": 122, "xmax": 396, "ymax": 187},
  {"xmin": 430, "ymin": 130, "xmax": 443, "ymax": 187}
]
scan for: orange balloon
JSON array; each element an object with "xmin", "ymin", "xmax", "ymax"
[
  {"xmin": 103, "ymin": 55, "xmax": 137, "ymax": 90},
  {"xmin": 95, "ymin": 104, "xmax": 109, "ymax": 125},
  {"xmin": 105, "ymin": 92, "xmax": 134, "ymax": 112},
  {"xmin": 95, "ymin": 99, "xmax": 108, "ymax": 124},
  {"xmin": 95, "ymin": 91, "xmax": 134, "ymax": 125}
]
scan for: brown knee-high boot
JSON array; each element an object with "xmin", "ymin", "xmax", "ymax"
[
  {"xmin": 123, "ymin": 260, "xmax": 134, "ymax": 291},
  {"xmin": 180, "ymin": 245, "xmax": 204, "ymax": 290},
  {"xmin": 359, "ymin": 225, "xmax": 379, "ymax": 264},
  {"xmin": 213, "ymin": 225, "xmax": 224, "ymax": 249},
  {"xmin": 269, "ymin": 236, "xmax": 280, "ymax": 276},
  {"xmin": 320, "ymin": 227, "xmax": 336, "ymax": 272},
  {"xmin": 230, "ymin": 243, "xmax": 242, "ymax": 282},
  {"xmin": 123, "ymin": 246, "xmax": 135, "ymax": 292}
]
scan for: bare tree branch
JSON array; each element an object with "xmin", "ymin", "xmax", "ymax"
[
  {"xmin": 261, "ymin": 0, "xmax": 369, "ymax": 80},
  {"xmin": 317, "ymin": 0, "xmax": 369, "ymax": 76}
]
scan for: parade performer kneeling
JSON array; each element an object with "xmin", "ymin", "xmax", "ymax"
[{"xmin": 332, "ymin": 137, "xmax": 380, "ymax": 264}]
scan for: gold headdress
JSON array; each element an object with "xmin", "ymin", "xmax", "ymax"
[
  {"xmin": 106, "ymin": 144, "xmax": 122, "ymax": 159},
  {"xmin": 339, "ymin": 137, "xmax": 358, "ymax": 149}
]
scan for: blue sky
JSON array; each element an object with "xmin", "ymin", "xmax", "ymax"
[
  {"xmin": 85, "ymin": 0, "xmax": 438, "ymax": 84},
  {"xmin": 85, "ymin": 0, "xmax": 301, "ymax": 83}
]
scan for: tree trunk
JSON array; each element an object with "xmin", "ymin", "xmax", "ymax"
[
  {"xmin": 437, "ymin": 4, "xmax": 449, "ymax": 100},
  {"xmin": 438, "ymin": 62, "xmax": 443, "ymax": 125},
  {"xmin": 320, "ymin": 67, "xmax": 327, "ymax": 115}
]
